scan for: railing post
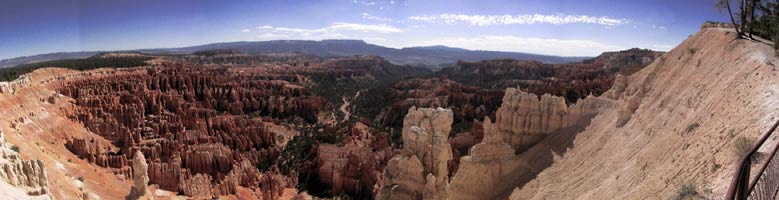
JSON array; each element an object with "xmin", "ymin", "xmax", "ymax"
[
  {"xmin": 738, "ymin": 162, "xmax": 750, "ymax": 200},
  {"xmin": 726, "ymin": 119, "xmax": 779, "ymax": 200}
]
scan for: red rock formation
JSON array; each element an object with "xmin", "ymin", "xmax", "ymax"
[
  {"xmin": 312, "ymin": 122, "xmax": 396, "ymax": 199},
  {"xmin": 376, "ymin": 107, "xmax": 454, "ymax": 200},
  {"xmin": 371, "ymin": 77, "xmax": 504, "ymax": 128},
  {"xmin": 57, "ymin": 64, "xmax": 321, "ymax": 199},
  {"xmin": 440, "ymin": 48, "xmax": 662, "ymax": 103},
  {"xmin": 495, "ymin": 88, "xmax": 615, "ymax": 152}
]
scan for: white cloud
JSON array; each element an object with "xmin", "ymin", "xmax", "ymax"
[
  {"xmin": 353, "ymin": 0, "xmax": 377, "ymax": 6},
  {"xmin": 362, "ymin": 12, "xmax": 393, "ymax": 22},
  {"xmin": 328, "ymin": 23, "xmax": 402, "ymax": 33},
  {"xmin": 409, "ymin": 14, "xmax": 628, "ymax": 26},
  {"xmin": 405, "ymin": 35, "xmax": 626, "ymax": 57},
  {"xmin": 247, "ymin": 23, "xmax": 402, "ymax": 40},
  {"xmin": 241, "ymin": 29, "xmax": 251, "ymax": 33},
  {"xmin": 255, "ymin": 33, "xmax": 292, "ymax": 40}
]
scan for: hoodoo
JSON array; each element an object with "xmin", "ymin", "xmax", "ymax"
[
  {"xmin": 376, "ymin": 107, "xmax": 454, "ymax": 200},
  {"xmin": 126, "ymin": 150, "xmax": 152, "ymax": 200}
]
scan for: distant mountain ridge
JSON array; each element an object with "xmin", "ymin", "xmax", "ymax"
[{"xmin": 0, "ymin": 39, "xmax": 590, "ymax": 69}]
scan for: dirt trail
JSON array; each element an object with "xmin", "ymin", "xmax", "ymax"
[{"xmin": 340, "ymin": 91, "xmax": 361, "ymax": 122}]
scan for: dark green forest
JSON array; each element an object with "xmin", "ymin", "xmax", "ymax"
[{"xmin": 0, "ymin": 56, "xmax": 151, "ymax": 81}]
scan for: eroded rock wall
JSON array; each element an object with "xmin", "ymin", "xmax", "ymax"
[
  {"xmin": 0, "ymin": 130, "xmax": 49, "ymax": 197},
  {"xmin": 314, "ymin": 122, "xmax": 396, "ymax": 199},
  {"xmin": 447, "ymin": 117, "xmax": 522, "ymax": 200},
  {"xmin": 496, "ymin": 88, "xmax": 612, "ymax": 152},
  {"xmin": 447, "ymin": 89, "xmax": 614, "ymax": 199},
  {"xmin": 376, "ymin": 107, "xmax": 453, "ymax": 200}
]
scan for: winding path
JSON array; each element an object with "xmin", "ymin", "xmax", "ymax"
[{"xmin": 339, "ymin": 91, "xmax": 361, "ymax": 122}]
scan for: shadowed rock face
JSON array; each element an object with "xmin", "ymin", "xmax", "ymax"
[
  {"xmin": 440, "ymin": 49, "xmax": 662, "ymax": 103},
  {"xmin": 372, "ymin": 78, "xmax": 504, "ymax": 128},
  {"xmin": 362, "ymin": 49, "xmax": 661, "ymax": 131},
  {"xmin": 313, "ymin": 122, "xmax": 397, "ymax": 199}
]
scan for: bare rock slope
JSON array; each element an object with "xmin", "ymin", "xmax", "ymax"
[
  {"xmin": 446, "ymin": 88, "xmax": 614, "ymax": 200},
  {"xmin": 509, "ymin": 24, "xmax": 779, "ymax": 199},
  {"xmin": 0, "ymin": 129, "xmax": 49, "ymax": 199}
]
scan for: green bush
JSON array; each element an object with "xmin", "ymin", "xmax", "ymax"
[{"xmin": 10, "ymin": 145, "xmax": 19, "ymax": 153}]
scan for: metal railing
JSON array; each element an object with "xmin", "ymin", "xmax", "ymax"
[{"xmin": 726, "ymin": 120, "xmax": 779, "ymax": 200}]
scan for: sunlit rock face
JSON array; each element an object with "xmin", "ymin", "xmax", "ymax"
[
  {"xmin": 445, "ymin": 88, "xmax": 615, "ymax": 199},
  {"xmin": 126, "ymin": 150, "xmax": 152, "ymax": 200},
  {"xmin": 447, "ymin": 117, "xmax": 521, "ymax": 200},
  {"xmin": 495, "ymin": 88, "xmax": 613, "ymax": 152},
  {"xmin": 0, "ymin": 129, "xmax": 49, "ymax": 197},
  {"xmin": 376, "ymin": 107, "xmax": 453, "ymax": 200}
]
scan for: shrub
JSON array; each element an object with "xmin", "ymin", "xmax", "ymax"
[
  {"xmin": 672, "ymin": 181, "xmax": 698, "ymax": 200},
  {"xmin": 733, "ymin": 136, "xmax": 755, "ymax": 158},
  {"xmin": 688, "ymin": 47, "xmax": 697, "ymax": 55},
  {"xmin": 77, "ymin": 176, "xmax": 84, "ymax": 182},
  {"xmin": 10, "ymin": 145, "xmax": 19, "ymax": 153},
  {"xmin": 685, "ymin": 123, "xmax": 700, "ymax": 133}
]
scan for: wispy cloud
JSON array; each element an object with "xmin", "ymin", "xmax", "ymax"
[
  {"xmin": 362, "ymin": 12, "xmax": 393, "ymax": 22},
  {"xmin": 409, "ymin": 14, "xmax": 628, "ymax": 26},
  {"xmin": 327, "ymin": 23, "xmax": 402, "ymax": 33},
  {"xmin": 248, "ymin": 23, "xmax": 402, "ymax": 40},
  {"xmin": 406, "ymin": 35, "xmax": 625, "ymax": 57},
  {"xmin": 241, "ymin": 29, "xmax": 251, "ymax": 33}
]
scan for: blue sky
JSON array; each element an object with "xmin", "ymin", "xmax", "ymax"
[{"xmin": 0, "ymin": 0, "xmax": 728, "ymax": 60}]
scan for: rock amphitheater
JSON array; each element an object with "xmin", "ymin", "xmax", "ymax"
[{"xmin": 0, "ymin": 23, "xmax": 774, "ymax": 200}]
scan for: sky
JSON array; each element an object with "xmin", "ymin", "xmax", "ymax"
[{"xmin": 0, "ymin": 0, "xmax": 729, "ymax": 60}]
